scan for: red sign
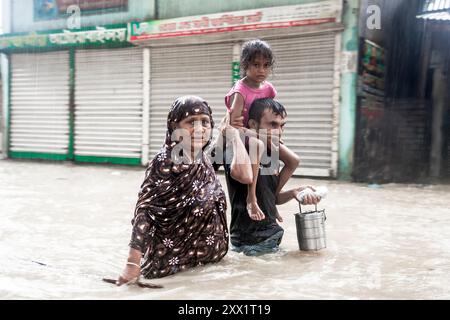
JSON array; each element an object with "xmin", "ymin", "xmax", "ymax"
[{"xmin": 129, "ymin": 0, "xmax": 342, "ymax": 42}]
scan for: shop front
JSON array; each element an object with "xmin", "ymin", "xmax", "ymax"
[
  {"xmin": 1, "ymin": 25, "xmax": 145, "ymax": 165},
  {"xmin": 129, "ymin": 0, "xmax": 344, "ymax": 177}
]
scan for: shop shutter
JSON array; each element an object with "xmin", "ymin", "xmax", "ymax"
[
  {"xmin": 148, "ymin": 43, "xmax": 232, "ymax": 159},
  {"xmin": 10, "ymin": 52, "xmax": 70, "ymax": 159},
  {"xmin": 269, "ymin": 33, "xmax": 337, "ymax": 177},
  {"xmin": 74, "ymin": 48, "xmax": 143, "ymax": 164}
]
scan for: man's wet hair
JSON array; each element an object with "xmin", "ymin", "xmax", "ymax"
[{"xmin": 248, "ymin": 98, "xmax": 287, "ymax": 124}]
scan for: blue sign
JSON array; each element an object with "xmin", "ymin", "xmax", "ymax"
[{"xmin": 34, "ymin": 0, "xmax": 58, "ymax": 20}]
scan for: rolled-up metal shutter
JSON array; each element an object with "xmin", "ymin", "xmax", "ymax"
[
  {"xmin": 149, "ymin": 43, "xmax": 232, "ymax": 158},
  {"xmin": 74, "ymin": 48, "xmax": 143, "ymax": 165},
  {"xmin": 269, "ymin": 33, "xmax": 337, "ymax": 177},
  {"xmin": 10, "ymin": 52, "xmax": 70, "ymax": 159}
]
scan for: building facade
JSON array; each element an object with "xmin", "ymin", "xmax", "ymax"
[{"xmin": 1, "ymin": 0, "xmax": 360, "ymax": 179}]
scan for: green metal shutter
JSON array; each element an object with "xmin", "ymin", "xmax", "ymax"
[
  {"xmin": 10, "ymin": 52, "xmax": 70, "ymax": 160},
  {"xmin": 269, "ymin": 33, "xmax": 338, "ymax": 177},
  {"xmin": 74, "ymin": 48, "xmax": 143, "ymax": 165},
  {"xmin": 149, "ymin": 42, "xmax": 232, "ymax": 159}
]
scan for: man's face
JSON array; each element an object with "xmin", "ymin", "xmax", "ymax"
[{"xmin": 250, "ymin": 109, "xmax": 286, "ymax": 144}]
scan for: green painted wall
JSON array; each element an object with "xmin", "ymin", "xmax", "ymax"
[
  {"xmin": 156, "ymin": 0, "xmax": 322, "ymax": 19},
  {"xmin": 339, "ymin": 0, "xmax": 360, "ymax": 180},
  {"xmin": 0, "ymin": 54, "xmax": 9, "ymax": 158}
]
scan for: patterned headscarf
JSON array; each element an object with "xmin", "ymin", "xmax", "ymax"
[
  {"xmin": 165, "ymin": 95, "xmax": 215, "ymax": 151},
  {"xmin": 129, "ymin": 96, "xmax": 228, "ymax": 279}
]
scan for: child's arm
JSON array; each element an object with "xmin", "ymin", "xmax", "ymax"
[
  {"xmin": 229, "ymin": 93, "xmax": 245, "ymax": 128},
  {"xmin": 227, "ymin": 93, "xmax": 260, "ymax": 139}
]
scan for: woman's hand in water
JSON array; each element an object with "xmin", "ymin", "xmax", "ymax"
[{"xmin": 116, "ymin": 263, "xmax": 141, "ymax": 286}]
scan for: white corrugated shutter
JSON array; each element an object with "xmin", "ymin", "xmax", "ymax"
[
  {"xmin": 269, "ymin": 34, "xmax": 337, "ymax": 177},
  {"xmin": 75, "ymin": 47, "xmax": 143, "ymax": 161},
  {"xmin": 149, "ymin": 43, "xmax": 232, "ymax": 158},
  {"xmin": 10, "ymin": 52, "xmax": 70, "ymax": 156}
]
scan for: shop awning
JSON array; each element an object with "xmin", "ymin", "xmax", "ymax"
[
  {"xmin": 417, "ymin": 0, "xmax": 450, "ymax": 21},
  {"xmin": 0, "ymin": 25, "xmax": 129, "ymax": 53}
]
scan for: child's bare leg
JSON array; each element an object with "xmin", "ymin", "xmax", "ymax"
[{"xmin": 246, "ymin": 137, "xmax": 265, "ymax": 221}]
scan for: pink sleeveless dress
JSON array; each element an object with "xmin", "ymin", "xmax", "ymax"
[{"xmin": 225, "ymin": 79, "xmax": 277, "ymax": 127}]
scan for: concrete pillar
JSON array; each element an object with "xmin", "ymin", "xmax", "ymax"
[{"xmin": 339, "ymin": 0, "xmax": 360, "ymax": 180}]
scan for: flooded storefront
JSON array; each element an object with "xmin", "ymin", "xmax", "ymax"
[{"xmin": 354, "ymin": 0, "xmax": 450, "ymax": 183}]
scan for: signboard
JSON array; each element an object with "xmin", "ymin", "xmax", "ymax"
[
  {"xmin": 34, "ymin": 0, "xmax": 128, "ymax": 20},
  {"xmin": 48, "ymin": 28, "xmax": 127, "ymax": 45},
  {"xmin": 0, "ymin": 28, "xmax": 127, "ymax": 51},
  {"xmin": 0, "ymin": 33, "xmax": 49, "ymax": 50},
  {"xmin": 129, "ymin": 0, "xmax": 342, "ymax": 41}
]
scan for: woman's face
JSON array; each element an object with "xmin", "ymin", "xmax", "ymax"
[{"xmin": 175, "ymin": 114, "xmax": 212, "ymax": 152}]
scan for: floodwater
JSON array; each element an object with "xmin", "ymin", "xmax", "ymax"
[{"xmin": 1, "ymin": 160, "xmax": 450, "ymax": 300}]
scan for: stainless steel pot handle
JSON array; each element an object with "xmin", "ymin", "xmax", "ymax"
[
  {"xmin": 298, "ymin": 203, "xmax": 326, "ymax": 221},
  {"xmin": 299, "ymin": 203, "xmax": 318, "ymax": 214}
]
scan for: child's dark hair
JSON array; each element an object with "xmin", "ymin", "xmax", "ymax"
[
  {"xmin": 240, "ymin": 39, "xmax": 275, "ymax": 77},
  {"xmin": 248, "ymin": 98, "xmax": 286, "ymax": 124}
]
